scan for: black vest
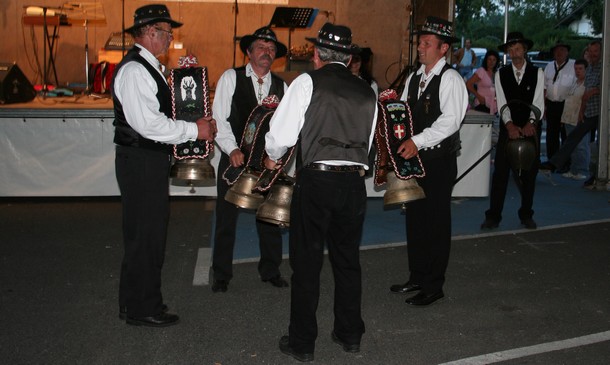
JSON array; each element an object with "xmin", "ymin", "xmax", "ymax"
[
  {"xmin": 498, "ymin": 62, "xmax": 539, "ymax": 127},
  {"xmin": 299, "ymin": 63, "xmax": 376, "ymax": 166},
  {"xmin": 406, "ymin": 64, "xmax": 460, "ymax": 162},
  {"xmin": 112, "ymin": 47, "xmax": 173, "ymax": 153},
  {"xmin": 226, "ymin": 67, "xmax": 285, "ymax": 147}
]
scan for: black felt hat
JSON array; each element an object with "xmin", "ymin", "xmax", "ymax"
[
  {"xmin": 125, "ymin": 4, "xmax": 182, "ymax": 34},
  {"xmin": 240, "ymin": 27, "xmax": 288, "ymax": 58},
  {"xmin": 498, "ymin": 32, "xmax": 534, "ymax": 51},
  {"xmin": 415, "ymin": 16, "xmax": 459, "ymax": 43},
  {"xmin": 306, "ymin": 23, "xmax": 361, "ymax": 55},
  {"xmin": 550, "ymin": 41, "xmax": 571, "ymax": 53}
]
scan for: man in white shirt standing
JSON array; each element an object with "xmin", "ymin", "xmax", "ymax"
[
  {"xmin": 389, "ymin": 16, "xmax": 468, "ymax": 307},
  {"xmin": 265, "ymin": 23, "xmax": 377, "ymax": 362},
  {"xmin": 112, "ymin": 4, "xmax": 216, "ymax": 327},
  {"xmin": 211, "ymin": 27, "xmax": 289, "ymax": 293},
  {"xmin": 544, "ymin": 41, "xmax": 575, "ymax": 160},
  {"xmin": 481, "ymin": 32, "xmax": 545, "ymax": 230}
]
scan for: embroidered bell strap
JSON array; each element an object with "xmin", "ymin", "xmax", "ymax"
[
  {"xmin": 170, "ymin": 66, "xmax": 213, "ymax": 160},
  {"xmin": 373, "ymin": 103, "xmax": 391, "ymax": 186},
  {"xmin": 252, "ymin": 146, "xmax": 296, "ymax": 193},
  {"xmin": 222, "ymin": 97, "xmax": 279, "ymax": 185},
  {"xmin": 376, "ymin": 98, "xmax": 425, "ymax": 180}
]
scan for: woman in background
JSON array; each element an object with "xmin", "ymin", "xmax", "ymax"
[
  {"xmin": 349, "ymin": 47, "xmax": 379, "ymax": 98},
  {"xmin": 466, "ymin": 49, "xmax": 500, "ymax": 114}
]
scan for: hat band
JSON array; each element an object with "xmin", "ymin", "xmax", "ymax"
[
  {"xmin": 421, "ymin": 24, "xmax": 453, "ymax": 38},
  {"xmin": 257, "ymin": 34, "xmax": 279, "ymax": 43},
  {"xmin": 316, "ymin": 38, "xmax": 351, "ymax": 50}
]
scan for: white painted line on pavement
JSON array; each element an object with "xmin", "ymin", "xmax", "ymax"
[
  {"xmin": 439, "ymin": 330, "xmax": 610, "ymax": 365},
  {"xmin": 192, "ymin": 247, "xmax": 211, "ymax": 286}
]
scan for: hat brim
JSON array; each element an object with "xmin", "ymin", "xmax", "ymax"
[
  {"xmin": 415, "ymin": 30, "xmax": 460, "ymax": 44},
  {"xmin": 306, "ymin": 38, "xmax": 361, "ymax": 55},
  {"xmin": 551, "ymin": 44, "xmax": 571, "ymax": 53},
  {"xmin": 240, "ymin": 35, "xmax": 288, "ymax": 58},
  {"xmin": 125, "ymin": 18, "xmax": 183, "ymax": 34},
  {"xmin": 498, "ymin": 39, "xmax": 534, "ymax": 52}
]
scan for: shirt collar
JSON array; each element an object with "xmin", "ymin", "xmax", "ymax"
[
  {"xmin": 135, "ymin": 44, "xmax": 164, "ymax": 72},
  {"xmin": 246, "ymin": 63, "xmax": 270, "ymax": 81},
  {"xmin": 511, "ymin": 61, "xmax": 527, "ymax": 73},
  {"xmin": 416, "ymin": 57, "xmax": 447, "ymax": 76}
]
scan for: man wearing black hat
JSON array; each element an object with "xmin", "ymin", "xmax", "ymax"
[
  {"xmin": 112, "ymin": 4, "xmax": 217, "ymax": 327},
  {"xmin": 540, "ymin": 40, "xmax": 603, "ymax": 189},
  {"xmin": 544, "ymin": 41, "xmax": 575, "ymax": 159},
  {"xmin": 264, "ymin": 23, "xmax": 377, "ymax": 362},
  {"xmin": 211, "ymin": 26, "xmax": 289, "ymax": 293},
  {"xmin": 481, "ymin": 32, "xmax": 545, "ymax": 230},
  {"xmin": 389, "ymin": 16, "xmax": 468, "ymax": 307}
]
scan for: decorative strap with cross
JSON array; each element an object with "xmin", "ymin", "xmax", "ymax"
[{"xmin": 373, "ymin": 89, "xmax": 425, "ymax": 186}]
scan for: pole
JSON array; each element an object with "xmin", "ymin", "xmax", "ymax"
[{"xmin": 597, "ymin": 0, "xmax": 609, "ymax": 183}]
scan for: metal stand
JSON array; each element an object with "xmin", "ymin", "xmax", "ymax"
[
  {"xmin": 84, "ymin": 19, "xmax": 91, "ymax": 93},
  {"xmin": 268, "ymin": 7, "xmax": 318, "ymax": 71}
]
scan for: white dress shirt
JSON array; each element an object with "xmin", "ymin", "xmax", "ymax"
[
  {"xmin": 399, "ymin": 58, "xmax": 468, "ymax": 149},
  {"xmin": 213, "ymin": 63, "xmax": 287, "ymax": 155},
  {"xmin": 544, "ymin": 59, "xmax": 576, "ymax": 102},
  {"xmin": 495, "ymin": 61, "xmax": 545, "ymax": 124},
  {"xmin": 112, "ymin": 44, "xmax": 198, "ymax": 145},
  {"xmin": 265, "ymin": 62, "xmax": 378, "ymax": 168}
]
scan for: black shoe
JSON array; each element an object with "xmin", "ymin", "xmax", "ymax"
[
  {"xmin": 521, "ymin": 218, "xmax": 537, "ymax": 229},
  {"xmin": 126, "ymin": 312, "xmax": 179, "ymax": 327},
  {"xmin": 119, "ymin": 304, "xmax": 168, "ymax": 320},
  {"xmin": 212, "ymin": 279, "xmax": 229, "ymax": 293},
  {"xmin": 405, "ymin": 291, "xmax": 444, "ymax": 306},
  {"xmin": 539, "ymin": 161, "xmax": 556, "ymax": 173},
  {"xmin": 279, "ymin": 336, "xmax": 314, "ymax": 362},
  {"xmin": 480, "ymin": 218, "xmax": 499, "ymax": 229},
  {"xmin": 263, "ymin": 275, "xmax": 289, "ymax": 288},
  {"xmin": 331, "ymin": 331, "xmax": 360, "ymax": 353},
  {"xmin": 389, "ymin": 281, "xmax": 421, "ymax": 294}
]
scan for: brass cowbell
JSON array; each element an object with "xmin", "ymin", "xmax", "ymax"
[
  {"xmin": 256, "ymin": 176, "xmax": 294, "ymax": 227},
  {"xmin": 383, "ymin": 173, "xmax": 426, "ymax": 207},
  {"xmin": 225, "ymin": 171, "xmax": 265, "ymax": 210},
  {"xmin": 170, "ymin": 158, "xmax": 216, "ymax": 191}
]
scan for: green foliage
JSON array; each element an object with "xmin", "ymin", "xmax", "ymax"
[{"xmin": 454, "ymin": 0, "xmax": 603, "ymax": 56}]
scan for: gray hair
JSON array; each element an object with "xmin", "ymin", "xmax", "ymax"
[{"xmin": 316, "ymin": 46, "xmax": 351, "ymax": 64}]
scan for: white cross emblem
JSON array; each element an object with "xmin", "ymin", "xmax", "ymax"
[{"xmin": 393, "ymin": 123, "xmax": 406, "ymax": 140}]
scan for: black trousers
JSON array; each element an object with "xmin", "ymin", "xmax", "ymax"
[
  {"xmin": 486, "ymin": 126, "xmax": 541, "ymax": 222},
  {"xmin": 115, "ymin": 145, "xmax": 170, "ymax": 318},
  {"xmin": 404, "ymin": 154, "xmax": 457, "ymax": 294},
  {"xmin": 550, "ymin": 115, "xmax": 599, "ymax": 171},
  {"xmin": 287, "ymin": 168, "xmax": 366, "ymax": 354},
  {"xmin": 212, "ymin": 155, "xmax": 283, "ymax": 281},
  {"xmin": 545, "ymin": 99, "xmax": 566, "ymax": 159}
]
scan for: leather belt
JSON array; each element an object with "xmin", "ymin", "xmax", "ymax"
[{"xmin": 304, "ymin": 163, "xmax": 364, "ymax": 173}]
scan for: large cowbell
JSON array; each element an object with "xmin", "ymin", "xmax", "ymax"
[
  {"xmin": 168, "ymin": 60, "xmax": 215, "ymax": 190},
  {"xmin": 255, "ymin": 171, "xmax": 295, "ymax": 227},
  {"xmin": 499, "ymin": 100, "xmax": 541, "ymax": 176},
  {"xmin": 374, "ymin": 89, "xmax": 426, "ymax": 208},
  {"xmin": 223, "ymin": 95, "xmax": 281, "ymax": 210}
]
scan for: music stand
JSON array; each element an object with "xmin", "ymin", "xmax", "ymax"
[
  {"xmin": 269, "ymin": 7, "xmax": 318, "ymax": 71},
  {"xmin": 63, "ymin": 2, "xmax": 106, "ymax": 94}
]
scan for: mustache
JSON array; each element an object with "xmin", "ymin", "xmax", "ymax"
[{"xmin": 260, "ymin": 54, "xmax": 273, "ymax": 62}]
